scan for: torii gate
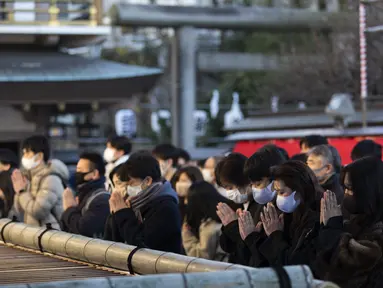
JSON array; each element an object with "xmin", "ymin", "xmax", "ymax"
[{"xmin": 111, "ymin": 4, "xmax": 356, "ymax": 157}]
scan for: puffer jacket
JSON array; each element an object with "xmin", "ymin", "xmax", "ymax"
[
  {"xmin": 182, "ymin": 219, "xmax": 229, "ymax": 262},
  {"xmin": 15, "ymin": 159, "xmax": 69, "ymax": 229}
]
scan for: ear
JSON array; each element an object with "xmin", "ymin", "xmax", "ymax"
[
  {"xmin": 326, "ymin": 164, "xmax": 334, "ymax": 173},
  {"xmin": 94, "ymin": 169, "xmax": 101, "ymax": 179},
  {"xmin": 145, "ymin": 177, "xmax": 153, "ymax": 187},
  {"xmin": 168, "ymin": 159, "xmax": 173, "ymax": 167}
]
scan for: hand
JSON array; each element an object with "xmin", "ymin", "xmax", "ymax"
[
  {"xmin": 322, "ymin": 190, "xmax": 342, "ymax": 226},
  {"xmin": 109, "ymin": 191, "xmax": 127, "ymax": 213},
  {"xmin": 260, "ymin": 203, "xmax": 284, "ymax": 237},
  {"xmin": 182, "ymin": 222, "xmax": 191, "ymax": 232},
  {"xmin": 63, "ymin": 188, "xmax": 77, "ymax": 210},
  {"xmin": 238, "ymin": 209, "xmax": 262, "ymax": 240},
  {"xmin": 216, "ymin": 202, "xmax": 238, "ymax": 226},
  {"xmin": 11, "ymin": 169, "xmax": 28, "ymax": 194}
]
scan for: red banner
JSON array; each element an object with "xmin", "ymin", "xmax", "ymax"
[{"xmin": 233, "ymin": 137, "xmax": 383, "ymax": 165}]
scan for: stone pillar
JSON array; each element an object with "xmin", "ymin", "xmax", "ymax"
[{"xmin": 170, "ymin": 26, "xmax": 197, "ymax": 151}]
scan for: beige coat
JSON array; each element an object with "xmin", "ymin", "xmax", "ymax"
[
  {"xmin": 15, "ymin": 159, "xmax": 69, "ymax": 230},
  {"xmin": 182, "ymin": 219, "xmax": 229, "ymax": 262}
]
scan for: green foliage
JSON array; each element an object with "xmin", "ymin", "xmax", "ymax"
[{"xmin": 101, "ymin": 40, "xmax": 159, "ymax": 67}]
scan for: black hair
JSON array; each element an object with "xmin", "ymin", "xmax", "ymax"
[
  {"xmin": 342, "ymin": 156, "xmax": 383, "ymax": 225},
  {"xmin": 118, "ymin": 151, "xmax": 161, "ymax": 182},
  {"xmin": 215, "ymin": 153, "xmax": 249, "ymax": 188},
  {"xmin": 22, "ymin": 135, "xmax": 50, "ymax": 162},
  {"xmin": 79, "ymin": 152, "xmax": 106, "ymax": 176},
  {"xmin": 107, "ymin": 136, "xmax": 132, "ymax": 155},
  {"xmin": 271, "ymin": 160, "xmax": 323, "ymax": 213},
  {"xmin": 170, "ymin": 166, "xmax": 204, "ymax": 189},
  {"xmin": 277, "ymin": 147, "xmax": 289, "ymax": 160},
  {"xmin": 197, "ymin": 159, "xmax": 207, "ymax": 169},
  {"xmin": 152, "ymin": 144, "xmax": 177, "ymax": 164},
  {"xmin": 0, "ymin": 171, "xmax": 15, "ymax": 217},
  {"xmin": 351, "ymin": 140, "xmax": 382, "ymax": 161},
  {"xmin": 291, "ymin": 153, "xmax": 308, "ymax": 163},
  {"xmin": 299, "ymin": 135, "xmax": 328, "ymax": 150},
  {"xmin": 186, "ymin": 181, "xmax": 230, "ymax": 238},
  {"xmin": 244, "ymin": 144, "xmax": 286, "ymax": 182},
  {"xmin": 0, "ymin": 149, "xmax": 18, "ymax": 169},
  {"xmin": 176, "ymin": 148, "xmax": 191, "ymax": 163},
  {"xmin": 109, "ymin": 164, "xmax": 124, "ymax": 186}
]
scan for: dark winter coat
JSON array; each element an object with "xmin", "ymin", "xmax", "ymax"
[
  {"xmin": 109, "ymin": 182, "xmax": 182, "ymax": 254},
  {"xmin": 61, "ymin": 178, "xmax": 110, "ymax": 238},
  {"xmin": 314, "ymin": 216, "xmax": 383, "ymax": 288}
]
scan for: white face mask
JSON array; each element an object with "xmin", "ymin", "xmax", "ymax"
[
  {"xmin": 22, "ymin": 154, "xmax": 40, "ymax": 170},
  {"xmin": 176, "ymin": 182, "xmax": 191, "ymax": 197},
  {"xmin": 202, "ymin": 169, "xmax": 214, "ymax": 183},
  {"xmin": 226, "ymin": 188, "xmax": 249, "ymax": 204},
  {"xmin": 103, "ymin": 148, "xmax": 116, "ymax": 163},
  {"xmin": 127, "ymin": 184, "xmax": 143, "ymax": 197},
  {"xmin": 252, "ymin": 182, "xmax": 276, "ymax": 205},
  {"xmin": 276, "ymin": 191, "xmax": 301, "ymax": 213},
  {"xmin": 216, "ymin": 185, "xmax": 228, "ymax": 198}
]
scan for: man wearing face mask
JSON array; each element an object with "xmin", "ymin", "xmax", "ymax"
[
  {"xmin": 11, "ymin": 136, "xmax": 69, "ymax": 229},
  {"xmin": 108, "ymin": 151, "xmax": 182, "ymax": 253},
  {"xmin": 152, "ymin": 144, "xmax": 177, "ymax": 181},
  {"xmin": 104, "ymin": 136, "xmax": 132, "ymax": 191},
  {"xmin": 60, "ymin": 152, "xmax": 110, "ymax": 238},
  {"xmin": 307, "ymin": 145, "xmax": 343, "ymax": 205}
]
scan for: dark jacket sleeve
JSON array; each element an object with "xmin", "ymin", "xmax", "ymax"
[
  {"xmin": 61, "ymin": 195, "xmax": 110, "ymax": 238},
  {"xmin": 219, "ymin": 220, "xmax": 241, "ymax": 253},
  {"xmin": 114, "ymin": 201, "xmax": 181, "ymax": 251},
  {"xmin": 244, "ymin": 231, "xmax": 267, "ymax": 267},
  {"xmin": 259, "ymin": 230, "xmax": 291, "ymax": 266}
]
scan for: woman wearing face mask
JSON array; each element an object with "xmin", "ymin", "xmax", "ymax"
[
  {"xmin": 214, "ymin": 153, "xmax": 253, "ymax": 265},
  {"xmin": 170, "ymin": 166, "xmax": 204, "ymax": 225},
  {"xmin": 108, "ymin": 151, "xmax": 182, "ymax": 253},
  {"xmin": 183, "ymin": 181, "xmax": 230, "ymax": 261},
  {"xmin": 238, "ymin": 160, "xmax": 322, "ymax": 267},
  {"xmin": 314, "ymin": 156, "xmax": 383, "ymax": 288}
]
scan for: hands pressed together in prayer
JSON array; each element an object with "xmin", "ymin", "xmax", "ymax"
[
  {"xmin": 321, "ymin": 190, "xmax": 342, "ymax": 226},
  {"xmin": 109, "ymin": 190, "xmax": 129, "ymax": 213},
  {"xmin": 216, "ymin": 201, "xmax": 284, "ymax": 241},
  {"xmin": 11, "ymin": 169, "xmax": 28, "ymax": 195}
]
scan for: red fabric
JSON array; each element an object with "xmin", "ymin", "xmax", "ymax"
[{"xmin": 233, "ymin": 137, "xmax": 383, "ymax": 165}]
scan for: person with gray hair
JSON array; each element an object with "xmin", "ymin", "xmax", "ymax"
[{"xmin": 306, "ymin": 144, "xmax": 344, "ymax": 204}]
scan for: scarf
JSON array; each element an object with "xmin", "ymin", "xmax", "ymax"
[{"xmin": 130, "ymin": 181, "xmax": 178, "ymax": 222}]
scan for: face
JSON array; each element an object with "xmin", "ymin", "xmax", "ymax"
[
  {"xmin": 273, "ymin": 179, "xmax": 298, "ymax": 199},
  {"xmin": 76, "ymin": 159, "xmax": 99, "ymax": 181},
  {"xmin": 203, "ymin": 158, "xmax": 216, "ymax": 180},
  {"xmin": 178, "ymin": 172, "xmax": 191, "ymax": 184},
  {"xmin": 343, "ymin": 172, "xmax": 353, "ymax": 197},
  {"xmin": 127, "ymin": 176, "xmax": 152, "ymax": 189},
  {"xmin": 106, "ymin": 143, "xmax": 124, "ymax": 159},
  {"xmin": 23, "ymin": 149, "xmax": 43, "ymax": 162},
  {"xmin": 157, "ymin": 158, "xmax": 172, "ymax": 175},
  {"xmin": 251, "ymin": 177, "xmax": 270, "ymax": 189},
  {"xmin": 307, "ymin": 154, "xmax": 332, "ymax": 180}
]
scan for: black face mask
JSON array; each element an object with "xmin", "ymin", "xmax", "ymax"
[
  {"xmin": 342, "ymin": 194, "xmax": 358, "ymax": 214},
  {"xmin": 75, "ymin": 172, "xmax": 90, "ymax": 187}
]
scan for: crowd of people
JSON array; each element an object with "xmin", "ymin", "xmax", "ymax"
[{"xmin": 0, "ymin": 134, "xmax": 382, "ymax": 287}]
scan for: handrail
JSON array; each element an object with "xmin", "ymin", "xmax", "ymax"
[
  {"xmin": 0, "ymin": 218, "xmax": 339, "ymax": 288},
  {"xmin": 0, "ymin": 0, "xmax": 102, "ymax": 26}
]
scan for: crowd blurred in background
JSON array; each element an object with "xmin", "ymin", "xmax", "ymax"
[{"xmin": 0, "ymin": 134, "xmax": 382, "ymax": 287}]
